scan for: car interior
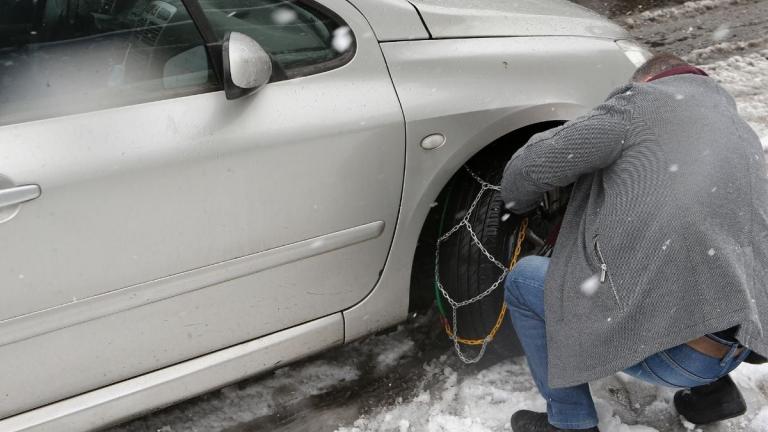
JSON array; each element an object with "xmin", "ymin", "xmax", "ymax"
[{"xmin": 0, "ymin": 0, "xmax": 351, "ymax": 125}]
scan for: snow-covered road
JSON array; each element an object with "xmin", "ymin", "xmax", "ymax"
[
  {"xmin": 109, "ymin": 311, "xmax": 768, "ymax": 432},
  {"xmin": 334, "ymin": 321, "xmax": 768, "ymax": 432},
  {"xmin": 702, "ymin": 51, "xmax": 768, "ymax": 148},
  {"xmin": 107, "ymin": 1, "xmax": 768, "ymax": 431}
]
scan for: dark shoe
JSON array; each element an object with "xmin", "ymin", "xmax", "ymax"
[
  {"xmin": 510, "ymin": 410, "xmax": 600, "ymax": 432},
  {"xmin": 745, "ymin": 351, "xmax": 768, "ymax": 364},
  {"xmin": 674, "ymin": 375, "xmax": 747, "ymax": 425}
]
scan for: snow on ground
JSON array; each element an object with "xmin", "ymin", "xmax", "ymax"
[
  {"xmin": 333, "ymin": 333, "xmax": 768, "ymax": 432},
  {"xmin": 686, "ymin": 39, "xmax": 768, "ymax": 65},
  {"xmin": 623, "ymin": 0, "xmax": 743, "ymax": 25},
  {"xmin": 337, "ymin": 358, "xmax": 544, "ymax": 432},
  {"xmin": 698, "ymin": 49, "xmax": 768, "ymax": 148},
  {"xmin": 622, "ymin": 0, "xmax": 768, "ymax": 65}
]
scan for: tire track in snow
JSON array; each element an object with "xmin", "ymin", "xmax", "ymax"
[
  {"xmin": 686, "ymin": 37, "xmax": 768, "ymax": 64},
  {"xmin": 622, "ymin": 0, "xmax": 768, "ymax": 62},
  {"xmin": 623, "ymin": 0, "xmax": 755, "ymax": 25}
]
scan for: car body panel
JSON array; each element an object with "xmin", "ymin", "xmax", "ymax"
[
  {"xmin": 0, "ymin": 0, "xmax": 403, "ymax": 419},
  {"xmin": 343, "ymin": 36, "xmax": 637, "ymax": 340},
  {"xmin": 0, "ymin": 221, "xmax": 384, "ymax": 348},
  {"xmin": 0, "ymin": 314, "xmax": 344, "ymax": 432},
  {"xmin": 344, "ymin": 0, "xmax": 429, "ymax": 41},
  {"xmin": 406, "ymin": 0, "xmax": 629, "ymax": 39}
]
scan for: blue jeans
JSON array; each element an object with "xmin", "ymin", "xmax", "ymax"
[{"xmin": 504, "ymin": 255, "xmax": 751, "ymax": 430}]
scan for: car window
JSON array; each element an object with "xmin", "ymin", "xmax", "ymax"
[
  {"xmin": 0, "ymin": 0, "xmax": 219, "ymax": 126},
  {"xmin": 199, "ymin": 0, "xmax": 355, "ymax": 80}
]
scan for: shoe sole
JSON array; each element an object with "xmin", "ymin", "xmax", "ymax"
[{"xmin": 678, "ymin": 402, "xmax": 747, "ymax": 425}]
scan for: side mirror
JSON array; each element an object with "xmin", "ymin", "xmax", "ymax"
[{"xmin": 222, "ymin": 32, "xmax": 272, "ymax": 100}]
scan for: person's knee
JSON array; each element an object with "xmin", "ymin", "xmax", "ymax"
[
  {"xmin": 504, "ymin": 255, "xmax": 548, "ymax": 306},
  {"xmin": 503, "ymin": 274, "xmax": 520, "ymax": 307},
  {"xmin": 510, "ymin": 255, "xmax": 549, "ymax": 282}
]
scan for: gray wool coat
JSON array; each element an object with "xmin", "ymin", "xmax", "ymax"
[{"xmin": 501, "ymin": 73, "xmax": 768, "ymax": 388}]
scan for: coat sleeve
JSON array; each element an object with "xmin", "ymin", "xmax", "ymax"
[{"xmin": 501, "ymin": 96, "xmax": 632, "ymax": 214}]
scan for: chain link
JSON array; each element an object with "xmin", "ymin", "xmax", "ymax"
[{"xmin": 434, "ymin": 166, "xmax": 523, "ymax": 364}]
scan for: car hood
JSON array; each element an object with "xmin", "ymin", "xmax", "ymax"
[{"xmin": 407, "ymin": 0, "xmax": 630, "ymax": 39}]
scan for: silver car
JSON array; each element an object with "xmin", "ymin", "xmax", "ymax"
[{"xmin": 0, "ymin": 0, "xmax": 649, "ymax": 430}]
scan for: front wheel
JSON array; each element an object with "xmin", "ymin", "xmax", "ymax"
[
  {"xmin": 430, "ymin": 159, "xmax": 568, "ymax": 361},
  {"xmin": 434, "ymin": 161, "xmax": 522, "ymax": 359}
]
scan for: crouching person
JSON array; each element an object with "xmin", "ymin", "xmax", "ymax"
[{"xmin": 500, "ymin": 53, "xmax": 768, "ymax": 432}]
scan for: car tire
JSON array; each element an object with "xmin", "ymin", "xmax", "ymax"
[{"xmin": 434, "ymin": 158, "xmax": 524, "ymax": 359}]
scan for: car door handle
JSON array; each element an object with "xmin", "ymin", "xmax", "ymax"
[{"xmin": 0, "ymin": 184, "xmax": 41, "ymax": 209}]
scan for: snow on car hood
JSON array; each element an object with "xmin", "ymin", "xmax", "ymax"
[{"xmin": 407, "ymin": 0, "xmax": 630, "ymax": 39}]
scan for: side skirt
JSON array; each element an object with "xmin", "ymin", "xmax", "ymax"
[{"xmin": 0, "ymin": 314, "xmax": 344, "ymax": 432}]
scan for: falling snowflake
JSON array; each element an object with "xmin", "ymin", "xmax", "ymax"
[
  {"xmin": 271, "ymin": 7, "xmax": 297, "ymax": 25},
  {"xmin": 674, "ymin": 94, "xmax": 684, "ymax": 100},
  {"xmin": 580, "ymin": 275, "xmax": 600, "ymax": 296},
  {"xmin": 505, "ymin": 201, "xmax": 516, "ymax": 209},
  {"xmin": 332, "ymin": 26, "xmax": 353, "ymax": 53},
  {"xmin": 669, "ymin": 164, "xmax": 679, "ymax": 172},
  {"xmin": 398, "ymin": 420, "xmax": 410, "ymax": 432},
  {"xmin": 501, "ymin": 213, "xmax": 511, "ymax": 222},
  {"xmin": 567, "ymin": 154, "xmax": 574, "ymax": 159},
  {"xmin": 662, "ymin": 239, "xmax": 671, "ymax": 250},
  {"xmin": 708, "ymin": 248, "xmax": 716, "ymax": 256},
  {"xmin": 712, "ymin": 24, "xmax": 731, "ymax": 42}
]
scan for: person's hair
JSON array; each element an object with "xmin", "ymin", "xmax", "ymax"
[{"xmin": 632, "ymin": 53, "xmax": 689, "ymax": 82}]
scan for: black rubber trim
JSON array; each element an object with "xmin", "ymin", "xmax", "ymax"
[
  {"xmin": 180, "ymin": 0, "xmax": 224, "ymax": 83},
  {"xmin": 404, "ymin": 0, "xmax": 432, "ymax": 39}
]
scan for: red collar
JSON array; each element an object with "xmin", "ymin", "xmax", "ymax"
[{"xmin": 646, "ymin": 65, "xmax": 709, "ymax": 82}]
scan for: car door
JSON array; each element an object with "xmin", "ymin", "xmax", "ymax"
[{"xmin": 0, "ymin": 0, "xmax": 404, "ymax": 418}]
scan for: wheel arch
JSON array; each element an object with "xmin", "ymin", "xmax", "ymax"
[
  {"xmin": 407, "ymin": 120, "xmax": 565, "ymax": 311},
  {"xmin": 345, "ymin": 33, "xmax": 634, "ymax": 341},
  {"xmin": 342, "ymin": 112, "xmax": 571, "ymax": 342}
]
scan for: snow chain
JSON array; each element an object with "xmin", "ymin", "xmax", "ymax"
[{"xmin": 435, "ymin": 166, "xmax": 528, "ymax": 363}]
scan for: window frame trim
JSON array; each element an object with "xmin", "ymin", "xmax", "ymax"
[
  {"xmin": 272, "ymin": 0, "xmax": 358, "ymax": 80},
  {"xmin": 181, "ymin": 0, "xmax": 357, "ymax": 85},
  {"xmin": 180, "ymin": 0, "xmax": 225, "ymax": 84}
]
